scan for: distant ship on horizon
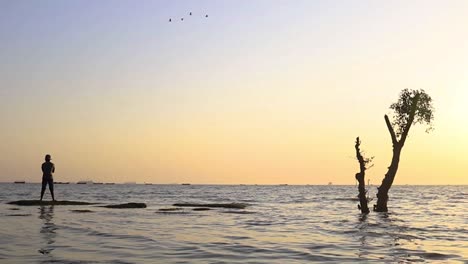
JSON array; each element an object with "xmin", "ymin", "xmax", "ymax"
[
  {"xmin": 77, "ymin": 180, "xmax": 93, "ymax": 184},
  {"xmin": 123, "ymin": 182, "xmax": 136, "ymax": 185},
  {"xmin": 14, "ymin": 181, "xmax": 26, "ymax": 184}
]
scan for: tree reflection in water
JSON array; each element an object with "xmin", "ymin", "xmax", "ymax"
[{"xmin": 356, "ymin": 214, "xmax": 369, "ymax": 259}]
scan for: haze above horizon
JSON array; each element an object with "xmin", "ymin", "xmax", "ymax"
[{"xmin": 1, "ymin": 1, "xmax": 467, "ymax": 185}]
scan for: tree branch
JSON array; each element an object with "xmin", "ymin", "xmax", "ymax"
[
  {"xmin": 385, "ymin": 115, "xmax": 398, "ymax": 146},
  {"xmin": 355, "ymin": 137, "xmax": 365, "ymax": 173},
  {"xmin": 399, "ymin": 94, "xmax": 421, "ymax": 146}
]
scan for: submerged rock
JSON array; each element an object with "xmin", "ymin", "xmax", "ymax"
[
  {"xmin": 156, "ymin": 211, "xmax": 189, "ymax": 215},
  {"xmin": 71, "ymin": 209, "xmax": 94, "ymax": 213},
  {"xmin": 333, "ymin": 197, "xmax": 360, "ymax": 202},
  {"xmin": 158, "ymin": 208, "xmax": 183, "ymax": 212},
  {"xmin": 222, "ymin": 211, "xmax": 255, "ymax": 214},
  {"xmin": 102, "ymin": 203, "xmax": 146, "ymax": 209},
  {"xmin": 7, "ymin": 200, "xmax": 95, "ymax": 206},
  {"xmin": 6, "ymin": 214, "xmax": 32, "ymax": 217},
  {"xmin": 38, "ymin": 249, "xmax": 52, "ymax": 255},
  {"xmin": 192, "ymin": 207, "xmax": 211, "ymax": 211},
  {"xmin": 156, "ymin": 208, "xmax": 188, "ymax": 214},
  {"xmin": 173, "ymin": 203, "xmax": 248, "ymax": 209}
]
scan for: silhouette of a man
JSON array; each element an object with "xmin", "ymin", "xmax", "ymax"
[{"xmin": 40, "ymin": 154, "xmax": 55, "ymax": 201}]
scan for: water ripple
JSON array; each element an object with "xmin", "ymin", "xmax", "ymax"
[{"xmin": 0, "ymin": 184, "xmax": 466, "ymax": 263}]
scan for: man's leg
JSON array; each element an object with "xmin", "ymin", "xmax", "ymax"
[
  {"xmin": 48, "ymin": 179, "xmax": 55, "ymax": 201},
  {"xmin": 40, "ymin": 178, "xmax": 47, "ymax": 201}
]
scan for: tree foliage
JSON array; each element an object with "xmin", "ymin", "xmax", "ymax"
[{"xmin": 389, "ymin": 89, "xmax": 434, "ymax": 138}]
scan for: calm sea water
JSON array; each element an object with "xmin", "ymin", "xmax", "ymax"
[{"xmin": 0, "ymin": 184, "xmax": 466, "ymax": 263}]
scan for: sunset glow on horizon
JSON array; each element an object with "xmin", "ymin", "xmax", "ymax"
[{"xmin": 1, "ymin": 1, "xmax": 467, "ymax": 185}]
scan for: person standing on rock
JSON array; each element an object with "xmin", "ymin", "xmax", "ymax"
[{"xmin": 40, "ymin": 154, "xmax": 55, "ymax": 201}]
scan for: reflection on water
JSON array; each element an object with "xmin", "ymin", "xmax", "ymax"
[
  {"xmin": 356, "ymin": 214, "xmax": 368, "ymax": 259},
  {"xmin": 38, "ymin": 205, "xmax": 56, "ymax": 256},
  {"xmin": 0, "ymin": 184, "xmax": 466, "ymax": 263}
]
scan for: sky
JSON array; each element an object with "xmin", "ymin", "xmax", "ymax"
[{"xmin": 0, "ymin": 0, "xmax": 467, "ymax": 184}]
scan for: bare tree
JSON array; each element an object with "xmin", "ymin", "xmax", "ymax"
[
  {"xmin": 355, "ymin": 137, "xmax": 374, "ymax": 214},
  {"xmin": 374, "ymin": 89, "xmax": 434, "ymax": 212}
]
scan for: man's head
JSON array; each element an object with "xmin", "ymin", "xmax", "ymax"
[{"xmin": 45, "ymin": 154, "xmax": 51, "ymax": 162}]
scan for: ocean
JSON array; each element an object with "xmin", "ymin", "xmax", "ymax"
[{"xmin": 0, "ymin": 184, "xmax": 466, "ymax": 263}]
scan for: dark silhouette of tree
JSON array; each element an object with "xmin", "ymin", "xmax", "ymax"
[
  {"xmin": 374, "ymin": 89, "xmax": 434, "ymax": 212},
  {"xmin": 355, "ymin": 137, "xmax": 374, "ymax": 214}
]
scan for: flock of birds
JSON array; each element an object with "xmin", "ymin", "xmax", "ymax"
[{"xmin": 169, "ymin": 12, "xmax": 208, "ymax": 22}]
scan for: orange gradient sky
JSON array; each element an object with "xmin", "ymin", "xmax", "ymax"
[{"xmin": 0, "ymin": 1, "xmax": 467, "ymax": 184}]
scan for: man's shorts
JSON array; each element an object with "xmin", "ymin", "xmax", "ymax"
[{"xmin": 42, "ymin": 175, "xmax": 54, "ymax": 188}]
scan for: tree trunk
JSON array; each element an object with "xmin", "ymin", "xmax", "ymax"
[
  {"xmin": 355, "ymin": 137, "xmax": 369, "ymax": 214},
  {"xmin": 374, "ymin": 146, "xmax": 401, "ymax": 212},
  {"xmin": 374, "ymin": 94, "xmax": 420, "ymax": 212}
]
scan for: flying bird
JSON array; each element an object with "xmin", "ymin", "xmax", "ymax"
[{"xmin": 169, "ymin": 12, "xmax": 208, "ymax": 23}]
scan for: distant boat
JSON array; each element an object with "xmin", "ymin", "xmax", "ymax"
[
  {"xmin": 144, "ymin": 183, "xmax": 153, "ymax": 185},
  {"xmin": 279, "ymin": 184, "xmax": 288, "ymax": 186},
  {"xmin": 77, "ymin": 181, "xmax": 93, "ymax": 184},
  {"xmin": 104, "ymin": 183, "xmax": 115, "ymax": 185},
  {"xmin": 328, "ymin": 182, "xmax": 333, "ymax": 185},
  {"xmin": 14, "ymin": 181, "xmax": 26, "ymax": 184},
  {"xmin": 93, "ymin": 182, "xmax": 103, "ymax": 185},
  {"xmin": 181, "ymin": 183, "xmax": 191, "ymax": 185},
  {"xmin": 54, "ymin": 182, "xmax": 70, "ymax": 184}
]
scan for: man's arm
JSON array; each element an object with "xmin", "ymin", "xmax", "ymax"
[
  {"xmin": 52, "ymin": 164, "xmax": 55, "ymax": 173},
  {"xmin": 41, "ymin": 163, "xmax": 45, "ymax": 173}
]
